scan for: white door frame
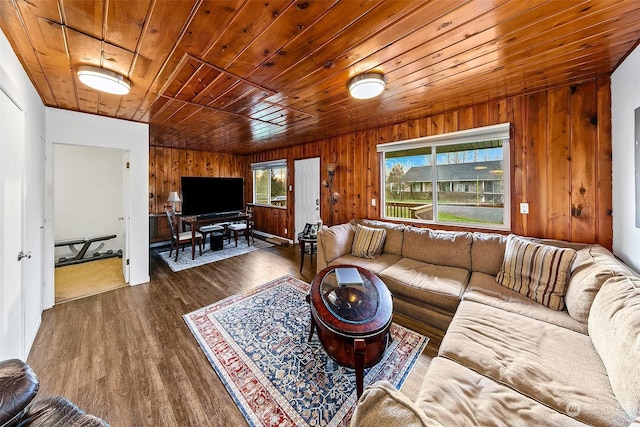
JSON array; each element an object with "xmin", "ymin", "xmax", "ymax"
[
  {"xmin": 294, "ymin": 157, "xmax": 321, "ymax": 244},
  {"xmin": 52, "ymin": 144, "xmax": 130, "ymax": 299}
]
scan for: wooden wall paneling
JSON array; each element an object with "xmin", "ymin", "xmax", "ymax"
[
  {"xmin": 523, "ymin": 91, "xmax": 548, "ymax": 239},
  {"xmin": 149, "ymin": 146, "xmax": 157, "ymax": 213},
  {"xmin": 163, "ymin": 147, "xmax": 173, "ymax": 211},
  {"xmin": 444, "ymin": 110, "xmax": 458, "ymax": 133},
  {"xmin": 351, "ymin": 132, "xmax": 364, "ymax": 221},
  {"xmin": 194, "ymin": 150, "xmax": 206, "ymax": 176},
  {"xmin": 473, "ymin": 103, "xmax": 490, "ymax": 128},
  {"xmin": 205, "ymin": 151, "xmax": 215, "ymax": 176},
  {"xmin": 547, "ymin": 86, "xmax": 572, "ymax": 242},
  {"xmin": 596, "ymin": 76, "xmax": 613, "ymax": 249},
  {"xmin": 336, "ymin": 134, "xmax": 349, "ymax": 225},
  {"xmin": 457, "ymin": 107, "xmax": 474, "ymax": 132},
  {"xmin": 570, "ymin": 81, "xmax": 598, "ymax": 244},
  {"xmin": 406, "ymin": 118, "xmax": 421, "ymax": 139},
  {"xmin": 364, "ymin": 129, "xmax": 379, "ymax": 219},
  {"xmin": 149, "ymin": 78, "xmax": 613, "ymax": 248},
  {"xmin": 418, "ymin": 116, "xmax": 430, "ymax": 137},
  {"xmin": 510, "ymin": 96, "xmax": 527, "ymax": 236},
  {"xmin": 430, "ymin": 113, "xmax": 444, "ymax": 136}
]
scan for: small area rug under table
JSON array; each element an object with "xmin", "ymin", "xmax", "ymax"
[
  {"xmin": 159, "ymin": 239, "xmax": 272, "ymax": 272},
  {"xmin": 183, "ymin": 274, "xmax": 428, "ymax": 427}
]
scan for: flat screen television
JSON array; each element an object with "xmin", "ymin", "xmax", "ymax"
[{"xmin": 181, "ymin": 176, "xmax": 244, "ymax": 217}]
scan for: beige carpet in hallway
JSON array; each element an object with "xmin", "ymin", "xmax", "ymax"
[{"xmin": 55, "ymin": 257, "xmax": 127, "ymax": 303}]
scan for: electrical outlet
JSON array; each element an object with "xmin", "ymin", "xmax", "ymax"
[
  {"xmin": 284, "ymin": 228, "xmax": 288, "ymax": 235},
  {"xmin": 520, "ymin": 203, "xmax": 529, "ymax": 214},
  {"xmin": 371, "ymin": 198, "xmax": 376, "ymax": 207}
]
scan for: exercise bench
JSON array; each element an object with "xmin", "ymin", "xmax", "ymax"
[{"xmin": 54, "ymin": 234, "xmax": 122, "ymax": 267}]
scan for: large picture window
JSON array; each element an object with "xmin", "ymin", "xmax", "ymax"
[
  {"xmin": 251, "ymin": 159, "xmax": 287, "ymax": 207},
  {"xmin": 378, "ymin": 123, "xmax": 510, "ymax": 229}
]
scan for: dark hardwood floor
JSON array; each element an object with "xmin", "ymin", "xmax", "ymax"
[{"xmin": 27, "ymin": 242, "xmax": 439, "ymax": 426}]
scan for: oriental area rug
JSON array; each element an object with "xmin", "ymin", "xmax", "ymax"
[
  {"xmin": 183, "ymin": 275, "xmax": 428, "ymax": 427},
  {"xmin": 159, "ymin": 239, "xmax": 272, "ymax": 272}
]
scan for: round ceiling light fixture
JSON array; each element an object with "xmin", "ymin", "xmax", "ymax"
[
  {"xmin": 77, "ymin": 65, "xmax": 131, "ymax": 95},
  {"xmin": 348, "ymin": 73, "xmax": 385, "ymax": 99}
]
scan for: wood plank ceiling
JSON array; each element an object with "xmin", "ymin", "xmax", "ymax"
[{"xmin": 2, "ymin": 0, "xmax": 639, "ymax": 155}]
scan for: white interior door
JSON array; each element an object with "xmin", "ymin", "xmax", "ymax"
[
  {"xmin": 294, "ymin": 157, "xmax": 320, "ymax": 243},
  {"xmin": 1, "ymin": 89, "xmax": 25, "ymax": 360}
]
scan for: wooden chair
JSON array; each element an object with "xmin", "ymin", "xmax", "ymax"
[
  {"xmin": 166, "ymin": 210, "xmax": 203, "ymax": 261},
  {"xmin": 227, "ymin": 205, "xmax": 255, "ymax": 247}
]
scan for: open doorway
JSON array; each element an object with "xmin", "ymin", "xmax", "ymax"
[{"xmin": 53, "ymin": 144, "xmax": 128, "ymax": 303}]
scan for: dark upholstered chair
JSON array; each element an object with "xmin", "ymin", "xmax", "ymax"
[{"xmin": 0, "ymin": 359, "xmax": 109, "ymax": 426}]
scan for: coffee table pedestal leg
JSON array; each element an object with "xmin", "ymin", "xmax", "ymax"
[
  {"xmin": 354, "ymin": 338, "xmax": 366, "ymax": 398},
  {"xmin": 306, "ymin": 293, "xmax": 316, "ymax": 342}
]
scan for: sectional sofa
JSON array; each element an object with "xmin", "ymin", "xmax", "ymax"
[{"xmin": 316, "ymin": 219, "xmax": 640, "ymax": 426}]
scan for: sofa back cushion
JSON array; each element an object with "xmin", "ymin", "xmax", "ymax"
[
  {"xmin": 351, "ymin": 224, "xmax": 386, "ymax": 259},
  {"xmin": 319, "ymin": 223, "xmax": 355, "ymax": 264},
  {"xmin": 353, "ymin": 219, "xmax": 405, "ymax": 255},
  {"xmin": 589, "ymin": 275, "xmax": 640, "ymax": 420},
  {"xmin": 471, "ymin": 232, "xmax": 507, "ymax": 275},
  {"xmin": 496, "ymin": 235, "xmax": 576, "ymax": 310},
  {"xmin": 402, "ymin": 226, "xmax": 472, "ymax": 270},
  {"xmin": 565, "ymin": 245, "xmax": 635, "ymax": 326}
]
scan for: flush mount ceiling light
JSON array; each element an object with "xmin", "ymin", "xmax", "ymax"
[
  {"xmin": 348, "ymin": 73, "xmax": 385, "ymax": 99},
  {"xmin": 77, "ymin": 65, "xmax": 131, "ymax": 95}
]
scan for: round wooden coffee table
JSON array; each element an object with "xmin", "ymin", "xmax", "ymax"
[{"xmin": 307, "ymin": 265, "xmax": 393, "ymax": 397}]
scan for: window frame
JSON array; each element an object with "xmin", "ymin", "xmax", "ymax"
[
  {"xmin": 378, "ymin": 123, "xmax": 511, "ymax": 230},
  {"xmin": 250, "ymin": 159, "xmax": 288, "ymax": 209}
]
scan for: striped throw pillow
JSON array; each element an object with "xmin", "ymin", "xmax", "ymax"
[
  {"xmin": 496, "ymin": 235, "xmax": 577, "ymax": 310},
  {"xmin": 351, "ymin": 224, "xmax": 386, "ymax": 259}
]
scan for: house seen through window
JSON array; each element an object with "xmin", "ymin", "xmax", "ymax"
[
  {"xmin": 252, "ymin": 160, "xmax": 287, "ymax": 207},
  {"xmin": 379, "ymin": 123, "xmax": 510, "ymax": 229}
]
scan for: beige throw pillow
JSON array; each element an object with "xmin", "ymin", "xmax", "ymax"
[
  {"xmin": 351, "ymin": 224, "xmax": 386, "ymax": 259},
  {"xmin": 350, "ymin": 381, "xmax": 431, "ymax": 427},
  {"xmin": 496, "ymin": 235, "xmax": 576, "ymax": 310}
]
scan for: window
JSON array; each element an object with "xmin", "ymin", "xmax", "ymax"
[
  {"xmin": 251, "ymin": 159, "xmax": 287, "ymax": 207},
  {"xmin": 378, "ymin": 123, "xmax": 510, "ymax": 229}
]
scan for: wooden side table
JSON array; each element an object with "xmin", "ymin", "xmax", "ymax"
[{"xmin": 298, "ymin": 236, "xmax": 317, "ymax": 273}]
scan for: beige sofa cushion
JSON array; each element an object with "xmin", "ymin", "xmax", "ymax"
[
  {"xmin": 589, "ymin": 275, "xmax": 640, "ymax": 420},
  {"xmin": 565, "ymin": 245, "xmax": 635, "ymax": 326},
  {"xmin": 439, "ymin": 300, "xmax": 630, "ymax": 426},
  {"xmin": 465, "ymin": 272, "xmax": 587, "ymax": 334},
  {"xmin": 496, "ymin": 234, "xmax": 576, "ymax": 310},
  {"xmin": 470, "ymin": 232, "xmax": 506, "ymax": 275},
  {"xmin": 329, "ymin": 253, "xmax": 401, "ymax": 275},
  {"xmin": 414, "ymin": 357, "xmax": 590, "ymax": 427},
  {"xmin": 353, "ymin": 219, "xmax": 405, "ymax": 255},
  {"xmin": 319, "ymin": 223, "xmax": 354, "ymax": 264},
  {"xmin": 351, "ymin": 224, "xmax": 386, "ymax": 258},
  {"xmin": 350, "ymin": 381, "xmax": 433, "ymax": 427},
  {"xmin": 402, "ymin": 226, "xmax": 472, "ymax": 271},
  {"xmin": 380, "ymin": 257, "xmax": 469, "ymax": 312}
]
